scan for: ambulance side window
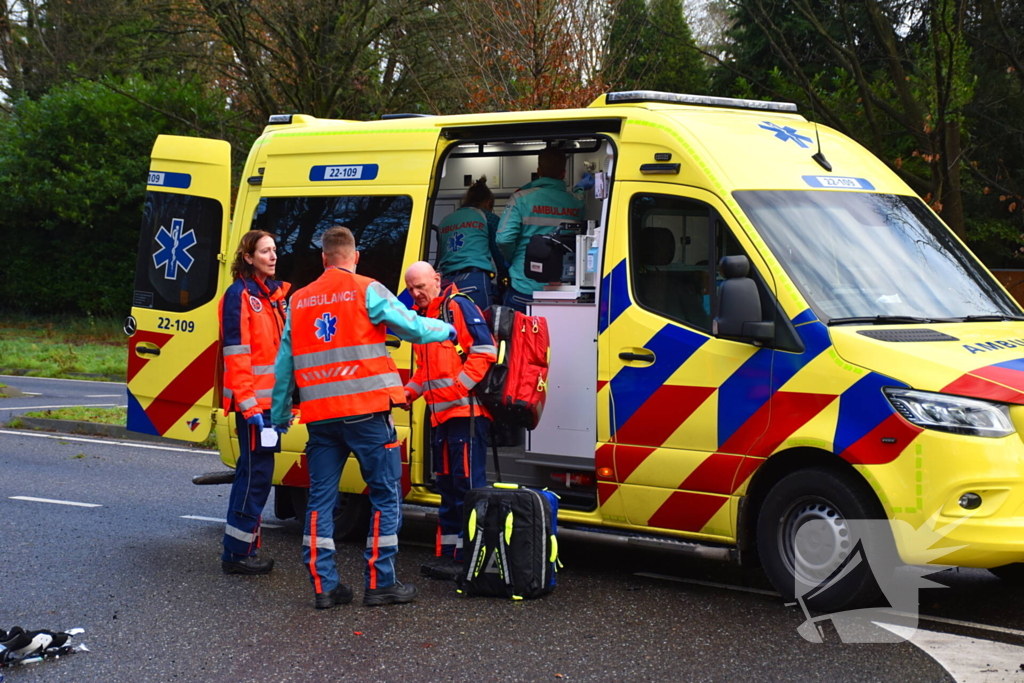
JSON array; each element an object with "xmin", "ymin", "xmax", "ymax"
[
  {"xmin": 629, "ymin": 194, "xmax": 714, "ymax": 332},
  {"xmin": 132, "ymin": 191, "xmax": 222, "ymax": 313},
  {"xmin": 251, "ymin": 195, "xmax": 413, "ymax": 294}
]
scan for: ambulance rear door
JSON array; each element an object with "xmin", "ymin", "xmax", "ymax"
[{"xmin": 126, "ymin": 135, "xmax": 231, "ymax": 442}]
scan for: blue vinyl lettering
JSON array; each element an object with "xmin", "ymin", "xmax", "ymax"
[
  {"xmin": 802, "ymin": 175, "xmax": 876, "ymax": 191},
  {"xmin": 147, "ymin": 171, "xmax": 192, "ymax": 189},
  {"xmin": 309, "ymin": 164, "xmax": 380, "ymax": 182}
]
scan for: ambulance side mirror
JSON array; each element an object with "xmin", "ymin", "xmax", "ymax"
[{"xmin": 714, "ymin": 255, "xmax": 775, "ymax": 345}]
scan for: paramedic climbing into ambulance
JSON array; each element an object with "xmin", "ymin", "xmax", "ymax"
[
  {"xmin": 402, "ymin": 262, "xmax": 497, "ymax": 581},
  {"xmin": 271, "ymin": 226, "xmax": 456, "ymax": 609},
  {"xmin": 496, "ymin": 148, "xmax": 593, "ymax": 312},
  {"xmin": 219, "ymin": 230, "xmax": 290, "ymax": 576},
  {"xmin": 436, "ymin": 177, "xmax": 506, "ymax": 311}
]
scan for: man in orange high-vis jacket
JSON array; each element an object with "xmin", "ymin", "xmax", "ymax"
[
  {"xmin": 403, "ymin": 262, "xmax": 497, "ymax": 580},
  {"xmin": 271, "ymin": 226, "xmax": 455, "ymax": 610}
]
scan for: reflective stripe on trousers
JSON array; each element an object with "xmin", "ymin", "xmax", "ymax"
[{"xmin": 222, "ymin": 412, "xmax": 274, "ymax": 561}]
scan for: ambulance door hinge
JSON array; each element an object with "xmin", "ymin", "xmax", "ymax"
[
  {"xmin": 210, "ymin": 408, "xmax": 220, "ymax": 426},
  {"xmin": 216, "ymin": 252, "xmax": 227, "ymax": 263}
]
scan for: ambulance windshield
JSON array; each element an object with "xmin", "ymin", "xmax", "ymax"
[{"xmin": 733, "ymin": 190, "xmax": 1021, "ymax": 322}]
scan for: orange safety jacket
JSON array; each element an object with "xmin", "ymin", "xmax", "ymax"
[
  {"xmin": 406, "ymin": 284, "xmax": 497, "ymax": 426},
  {"xmin": 289, "ymin": 268, "xmax": 405, "ymax": 423},
  {"xmin": 219, "ymin": 276, "xmax": 290, "ymax": 419}
]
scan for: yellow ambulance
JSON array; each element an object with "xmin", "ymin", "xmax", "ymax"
[{"xmin": 127, "ymin": 91, "xmax": 1024, "ymax": 608}]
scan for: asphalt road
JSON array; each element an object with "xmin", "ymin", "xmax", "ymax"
[
  {"xmin": 0, "ymin": 374, "xmax": 127, "ymax": 423},
  {"xmin": 2, "ymin": 380, "xmax": 1024, "ymax": 682}
]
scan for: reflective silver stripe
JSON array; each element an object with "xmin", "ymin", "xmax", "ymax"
[
  {"xmin": 424, "ymin": 378, "xmax": 455, "ymax": 391},
  {"xmin": 455, "ymin": 537, "xmax": 463, "ymax": 549},
  {"xmin": 406, "ymin": 381, "xmax": 423, "ymax": 395},
  {"xmin": 367, "ymin": 534, "xmax": 399, "ymax": 548},
  {"xmin": 523, "ymin": 216, "xmax": 574, "ymax": 227},
  {"xmin": 252, "ymin": 364, "xmax": 275, "ymax": 376},
  {"xmin": 294, "ymin": 343, "xmax": 388, "ymax": 370},
  {"xmin": 299, "ymin": 373, "xmax": 403, "ymax": 402},
  {"xmin": 223, "ymin": 345, "xmax": 251, "ymax": 356},
  {"xmin": 458, "ymin": 370, "xmax": 477, "ymax": 391},
  {"xmin": 223, "ymin": 388, "xmax": 234, "ymax": 398},
  {"xmin": 225, "ymin": 524, "xmax": 255, "ymax": 543},
  {"xmin": 470, "ymin": 345, "xmax": 497, "ymax": 356},
  {"xmin": 238, "ymin": 397, "xmax": 258, "ymax": 411},
  {"xmin": 432, "ymin": 395, "xmax": 476, "ymax": 413},
  {"xmin": 303, "ymin": 535, "xmax": 336, "ymax": 550},
  {"xmin": 255, "ymin": 389, "xmax": 274, "ymax": 399},
  {"xmin": 440, "ymin": 534, "xmax": 460, "ymax": 546}
]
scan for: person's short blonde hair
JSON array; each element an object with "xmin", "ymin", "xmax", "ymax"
[{"xmin": 321, "ymin": 226, "xmax": 355, "ymax": 260}]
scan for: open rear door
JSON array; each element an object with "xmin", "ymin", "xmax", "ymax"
[{"xmin": 125, "ymin": 135, "xmax": 231, "ymax": 442}]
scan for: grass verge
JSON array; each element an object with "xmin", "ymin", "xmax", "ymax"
[
  {"xmin": 15, "ymin": 405, "xmax": 218, "ymax": 450},
  {"xmin": 0, "ymin": 314, "xmax": 126, "ymax": 380}
]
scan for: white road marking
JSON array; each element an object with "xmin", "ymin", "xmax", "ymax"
[
  {"xmin": 22, "ymin": 392, "xmax": 41, "ymax": 396},
  {"xmin": 10, "ymin": 496, "xmax": 101, "ymax": 508},
  {"xmin": 181, "ymin": 515, "xmax": 282, "ymax": 529},
  {"xmin": 84, "ymin": 394, "xmax": 121, "ymax": 398},
  {"xmin": 1, "ymin": 403, "xmax": 121, "ymax": 410},
  {"xmin": 877, "ymin": 623, "xmax": 1024, "ymax": 683},
  {"xmin": 0, "ymin": 375, "xmax": 121, "ymax": 385},
  {"xmin": 0, "ymin": 429, "xmax": 199, "ymax": 453}
]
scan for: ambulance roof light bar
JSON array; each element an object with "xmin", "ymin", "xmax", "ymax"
[{"xmin": 606, "ymin": 91, "xmax": 799, "ymax": 113}]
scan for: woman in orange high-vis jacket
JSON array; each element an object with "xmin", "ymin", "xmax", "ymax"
[{"xmin": 219, "ymin": 230, "xmax": 290, "ymax": 575}]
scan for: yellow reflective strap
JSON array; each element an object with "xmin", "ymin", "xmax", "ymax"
[
  {"xmin": 468, "ymin": 509, "xmax": 477, "ymax": 541},
  {"xmin": 494, "ymin": 482, "xmax": 518, "ymax": 490},
  {"xmin": 498, "ymin": 339, "xmax": 507, "ymax": 363},
  {"xmin": 549, "ymin": 535, "xmax": 558, "ymax": 563},
  {"xmin": 504, "ymin": 512, "xmax": 513, "ymax": 545},
  {"xmin": 512, "ymin": 595, "xmax": 523, "ymax": 601}
]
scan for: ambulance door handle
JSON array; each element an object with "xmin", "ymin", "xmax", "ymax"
[
  {"xmin": 135, "ymin": 343, "xmax": 161, "ymax": 357},
  {"xmin": 619, "ymin": 349, "xmax": 655, "ymax": 364},
  {"xmin": 385, "ymin": 336, "xmax": 401, "ymax": 349}
]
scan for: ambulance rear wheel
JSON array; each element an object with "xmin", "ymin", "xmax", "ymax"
[
  {"xmin": 281, "ymin": 486, "xmax": 371, "ymax": 542},
  {"xmin": 756, "ymin": 466, "xmax": 885, "ymax": 613}
]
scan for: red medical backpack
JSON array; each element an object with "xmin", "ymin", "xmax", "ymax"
[{"xmin": 475, "ymin": 306, "xmax": 550, "ymax": 430}]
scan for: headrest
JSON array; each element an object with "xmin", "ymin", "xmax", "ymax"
[
  {"xmin": 639, "ymin": 228, "xmax": 675, "ymax": 266},
  {"xmin": 718, "ymin": 255, "xmax": 749, "ymax": 279}
]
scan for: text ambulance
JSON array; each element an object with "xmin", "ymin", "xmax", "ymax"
[{"xmin": 127, "ymin": 91, "xmax": 1024, "ymax": 609}]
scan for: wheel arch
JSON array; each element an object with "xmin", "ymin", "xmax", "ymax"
[{"xmin": 737, "ymin": 447, "xmax": 884, "ymax": 568}]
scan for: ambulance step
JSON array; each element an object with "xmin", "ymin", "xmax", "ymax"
[
  {"xmin": 192, "ymin": 470, "xmax": 235, "ymax": 485},
  {"xmin": 558, "ymin": 525, "xmax": 735, "ymax": 563}
]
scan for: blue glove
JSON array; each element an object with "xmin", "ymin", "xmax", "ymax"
[
  {"xmin": 246, "ymin": 412, "xmax": 264, "ymax": 429},
  {"xmin": 273, "ymin": 423, "xmax": 290, "ymax": 435},
  {"xmin": 574, "ymin": 172, "xmax": 595, "ymax": 192},
  {"xmin": 447, "ymin": 325, "xmax": 459, "ymax": 343}
]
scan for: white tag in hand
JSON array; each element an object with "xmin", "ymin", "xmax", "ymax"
[{"xmin": 260, "ymin": 427, "xmax": 279, "ymax": 449}]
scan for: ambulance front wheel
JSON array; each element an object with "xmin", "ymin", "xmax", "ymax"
[
  {"xmin": 756, "ymin": 466, "xmax": 886, "ymax": 613},
  {"xmin": 278, "ymin": 486, "xmax": 371, "ymax": 542}
]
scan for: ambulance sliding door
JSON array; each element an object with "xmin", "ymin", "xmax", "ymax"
[
  {"xmin": 126, "ymin": 136, "xmax": 230, "ymax": 442},
  {"xmin": 601, "ymin": 184, "xmax": 775, "ymax": 542}
]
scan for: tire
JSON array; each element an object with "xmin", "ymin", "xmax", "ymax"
[
  {"xmin": 989, "ymin": 563, "xmax": 1024, "ymax": 582},
  {"xmin": 278, "ymin": 486, "xmax": 371, "ymax": 542},
  {"xmin": 756, "ymin": 467, "xmax": 887, "ymax": 613}
]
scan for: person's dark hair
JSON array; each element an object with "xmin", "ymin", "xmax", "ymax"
[
  {"xmin": 231, "ymin": 230, "xmax": 275, "ymax": 280},
  {"xmin": 538, "ymin": 148, "xmax": 567, "ymax": 178},
  {"xmin": 461, "ymin": 176, "xmax": 493, "ymax": 208}
]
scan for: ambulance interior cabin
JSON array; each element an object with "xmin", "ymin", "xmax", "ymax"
[{"xmin": 426, "ymin": 127, "xmax": 615, "ymax": 511}]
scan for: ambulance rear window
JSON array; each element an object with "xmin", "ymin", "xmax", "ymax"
[
  {"xmin": 251, "ymin": 195, "xmax": 413, "ymax": 295},
  {"xmin": 132, "ymin": 191, "xmax": 222, "ymax": 313}
]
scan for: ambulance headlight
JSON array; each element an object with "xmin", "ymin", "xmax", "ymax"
[{"xmin": 884, "ymin": 389, "xmax": 1015, "ymax": 438}]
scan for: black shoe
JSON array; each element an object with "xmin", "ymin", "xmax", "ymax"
[
  {"xmin": 363, "ymin": 581, "xmax": 418, "ymax": 606},
  {"xmin": 315, "ymin": 583, "xmax": 354, "ymax": 610},
  {"xmin": 222, "ymin": 555, "xmax": 274, "ymax": 575},
  {"xmin": 420, "ymin": 557, "xmax": 463, "ymax": 581}
]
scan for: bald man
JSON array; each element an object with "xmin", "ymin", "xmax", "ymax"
[{"xmin": 404, "ymin": 262, "xmax": 497, "ymax": 580}]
